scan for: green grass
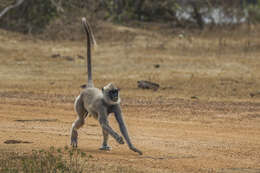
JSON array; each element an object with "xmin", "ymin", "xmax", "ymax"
[
  {"xmin": 0, "ymin": 146, "xmax": 88, "ymax": 173},
  {"xmin": 0, "ymin": 146, "xmax": 144, "ymax": 173}
]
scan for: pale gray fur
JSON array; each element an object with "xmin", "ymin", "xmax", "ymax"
[{"xmin": 70, "ymin": 17, "xmax": 142, "ymax": 155}]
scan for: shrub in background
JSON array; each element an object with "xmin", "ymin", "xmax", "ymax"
[{"xmin": 0, "ymin": 0, "xmax": 58, "ymax": 34}]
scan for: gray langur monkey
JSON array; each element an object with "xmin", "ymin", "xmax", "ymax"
[{"xmin": 70, "ymin": 17, "xmax": 143, "ymax": 155}]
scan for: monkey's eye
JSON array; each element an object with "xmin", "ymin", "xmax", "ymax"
[{"xmin": 109, "ymin": 90, "xmax": 118, "ymax": 96}]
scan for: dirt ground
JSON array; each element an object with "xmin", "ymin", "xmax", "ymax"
[{"xmin": 0, "ymin": 24, "xmax": 260, "ymax": 172}]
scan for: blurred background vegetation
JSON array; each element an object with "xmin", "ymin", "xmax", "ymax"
[{"xmin": 0, "ymin": 0, "xmax": 260, "ymax": 37}]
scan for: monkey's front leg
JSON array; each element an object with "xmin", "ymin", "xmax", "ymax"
[
  {"xmin": 99, "ymin": 128, "xmax": 111, "ymax": 151},
  {"xmin": 98, "ymin": 112, "xmax": 125, "ymax": 145},
  {"xmin": 113, "ymin": 105, "xmax": 143, "ymax": 155}
]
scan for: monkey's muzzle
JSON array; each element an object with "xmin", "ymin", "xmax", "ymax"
[{"xmin": 111, "ymin": 96, "xmax": 118, "ymax": 102}]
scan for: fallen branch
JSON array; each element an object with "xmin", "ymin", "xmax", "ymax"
[
  {"xmin": 250, "ymin": 91, "xmax": 260, "ymax": 98},
  {"xmin": 0, "ymin": 0, "xmax": 24, "ymax": 19},
  {"xmin": 137, "ymin": 80, "xmax": 160, "ymax": 91}
]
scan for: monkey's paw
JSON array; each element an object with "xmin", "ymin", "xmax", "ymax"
[
  {"xmin": 99, "ymin": 145, "xmax": 111, "ymax": 151},
  {"xmin": 130, "ymin": 146, "xmax": 143, "ymax": 155},
  {"xmin": 71, "ymin": 130, "xmax": 78, "ymax": 148},
  {"xmin": 116, "ymin": 136, "xmax": 124, "ymax": 144}
]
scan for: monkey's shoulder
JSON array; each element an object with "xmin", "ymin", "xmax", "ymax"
[{"xmin": 81, "ymin": 87, "xmax": 106, "ymax": 106}]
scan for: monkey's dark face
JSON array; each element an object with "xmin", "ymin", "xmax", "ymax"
[
  {"xmin": 102, "ymin": 83, "xmax": 121, "ymax": 104},
  {"xmin": 108, "ymin": 89, "xmax": 119, "ymax": 102}
]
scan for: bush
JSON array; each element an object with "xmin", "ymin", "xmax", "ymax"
[
  {"xmin": 0, "ymin": 0, "xmax": 58, "ymax": 33},
  {"xmin": 0, "ymin": 146, "xmax": 88, "ymax": 173},
  {"xmin": 246, "ymin": 3, "xmax": 260, "ymax": 23},
  {"xmin": 0, "ymin": 146, "xmax": 143, "ymax": 173}
]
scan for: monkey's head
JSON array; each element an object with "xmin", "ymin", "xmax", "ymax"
[{"xmin": 102, "ymin": 83, "xmax": 120, "ymax": 105}]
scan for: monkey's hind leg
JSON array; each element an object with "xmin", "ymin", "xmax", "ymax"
[
  {"xmin": 71, "ymin": 95, "xmax": 88, "ymax": 148},
  {"xmin": 99, "ymin": 128, "xmax": 111, "ymax": 151}
]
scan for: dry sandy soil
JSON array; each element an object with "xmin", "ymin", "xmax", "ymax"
[{"xmin": 0, "ymin": 23, "xmax": 260, "ymax": 172}]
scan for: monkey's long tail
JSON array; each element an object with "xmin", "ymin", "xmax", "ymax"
[{"xmin": 82, "ymin": 17, "xmax": 96, "ymax": 88}]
